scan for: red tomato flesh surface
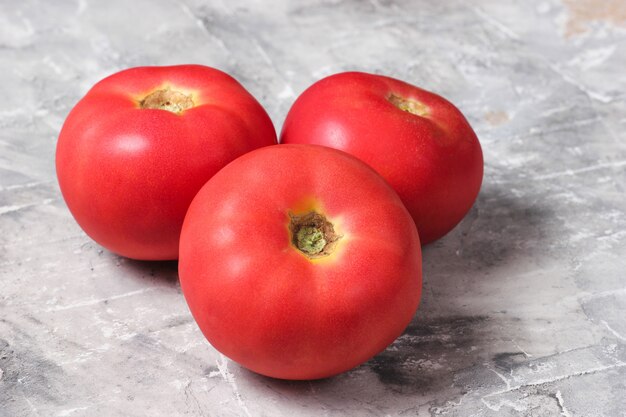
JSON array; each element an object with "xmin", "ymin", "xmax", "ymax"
[
  {"xmin": 56, "ymin": 65, "xmax": 276, "ymax": 260},
  {"xmin": 179, "ymin": 145, "xmax": 422, "ymax": 379},
  {"xmin": 179, "ymin": 144, "xmax": 422, "ymax": 380},
  {"xmin": 280, "ymin": 72, "xmax": 483, "ymax": 245}
]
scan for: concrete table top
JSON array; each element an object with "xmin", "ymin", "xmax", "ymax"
[{"xmin": 1, "ymin": 0, "xmax": 625, "ymax": 416}]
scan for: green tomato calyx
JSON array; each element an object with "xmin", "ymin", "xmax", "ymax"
[
  {"xmin": 289, "ymin": 211, "xmax": 341, "ymax": 259},
  {"xmin": 296, "ymin": 226, "xmax": 327, "ymax": 255}
]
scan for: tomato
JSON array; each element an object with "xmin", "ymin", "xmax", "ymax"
[
  {"xmin": 179, "ymin": 144, "xmax": 422, "ymax": 380},
  {"xmin": 280, "ymin": 72, "xmax": 483, "ymax": 244},
  {"xmin": 56, "ymin": 65, "xmax": 276, "ymax": 260}
]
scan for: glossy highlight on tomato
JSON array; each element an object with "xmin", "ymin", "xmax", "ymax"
[
  {"xmin": 179, "ymin": 144, "xmax": 422, "ymax": 380},
  {"xmin": 56, "ymin": 65, "xmax": 277, "ymax": 260}
]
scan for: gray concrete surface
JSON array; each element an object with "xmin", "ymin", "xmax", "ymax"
[{"xmin": 1, "ymin": 0, "xmax": 626, "ymax": 416}]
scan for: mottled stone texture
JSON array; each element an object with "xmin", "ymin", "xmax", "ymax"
[{"xmin": 1, "ymin": 0, "xmax": 625, "ymax": 416}]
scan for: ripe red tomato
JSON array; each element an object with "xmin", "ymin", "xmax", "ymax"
[
  {"xmin": 179, "ymin": 144, "xmax": 422, "ymax": 380},
  {"xmin": 280, "ymin": 72, "xmax": 483, "ymax": 244},
  {"xmin": 56, "ymin": 65, "xmax": 276, "ymax": 260}
]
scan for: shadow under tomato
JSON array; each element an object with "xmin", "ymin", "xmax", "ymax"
[
  {"xmin": 360, "ymin": 181, "xmax": 555, "ymax": 393},
  {"xmin": 118, "ymin": 258, "xmax": 180, "ymax": 287}
]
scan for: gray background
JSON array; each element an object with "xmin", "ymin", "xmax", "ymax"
[{"xmin": 1, "ymin": 0, "xmax": 626, "ymax": 416}]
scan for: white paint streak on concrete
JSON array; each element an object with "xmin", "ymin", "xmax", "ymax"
[
  {"xmin": 484, "ymin": 362, "xmax": 626, "ymax": 400},
  {"xmin": 597, "ymin": 230, "xmax": 626, "ymax": 244},
  {"xmin": 487, "ymin": 366, "xmax": 512, "ymax": 390},
  {"xmin": 46, "ymin": 288, "xmax": 158, "ymax": 312},
  {"xmin": 567, "ymin": 45, "xmax": 616, "ymax": 71},
  {"xmin": 512, "ymin": 339, "xmax": 533, "ymax": 358},
  {"xmin": 549, "ymin": 63, "xmax": 614, "ymax": 103},
  {"xmin": 481, "ymin": 397, "xmax": 499, "ymax": 411},
  {"xmin": 253, "ymin": 40, "xmax": 275, "ymax": 67},
  {"xmin": 0, "ymin": 180, "xmax": 53, "ymax": 192},
  {"xmin": 601, "ymin": 320, "xmax": 626, "ymax": 342},
  {"xmin": 555, "ymin": 390, "xmax": 573, "ymax": 417},
  {"xmin": 215, "ymin": 354, "xmax": 252, "ymax": 417},
  {"xmin": 178, "ymin": 2, "xmax": 210, "ymax": 32},
  {"xmin": 473, "ymin": 7, "xmax": 520, "ymax": 40},
  {"xmin": 481, "ymin": 397, "xmax": 525, "ymax": 412},
  {"xmin": 532, "ymin": 160, "xmax": 626, "ymax": 181},
  {"xmin": 177, "ymin": 2, "xmax": 229, "ymax": 53},
  {"xmin": 528, "ymin": 116, "xmax": 600, "ymax": 135},
  {"xmin": 0, "ymin": 198, "xmax": 55, "ymax": 215},
  {"xmin": 579, "ymin": 287, "xmax": 626, "ymax": 302},
  {"xmin": 541, "ymin": 105, "xmax": 572, "ymax": 118},
  {"xmin": 57, "ymin": 407, "xmax": 90, "ymax": 417}
]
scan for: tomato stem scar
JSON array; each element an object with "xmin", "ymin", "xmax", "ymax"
[
  {"xmin": 289, "ymin": 211, "xmax": 341, "ymax": 259},
  {"xmin": 140, "ymin": 89, "xmax": 194, "ymax": 114},
  {"xmin": 388, "ymin": 93, "xmax": 429, "ymax": 117}
]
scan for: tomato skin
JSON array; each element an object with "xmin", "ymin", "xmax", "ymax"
[
  {"xmin": 179, "ymin": 144, "xmax": 422, "ymax": 380},
  {"xmin": 56, "ymin": 65, "xmax": 276, "ymax": 260},
  {"xmin": 280, "ymin": 72, "xmax": 483, "ymax": 245}
]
